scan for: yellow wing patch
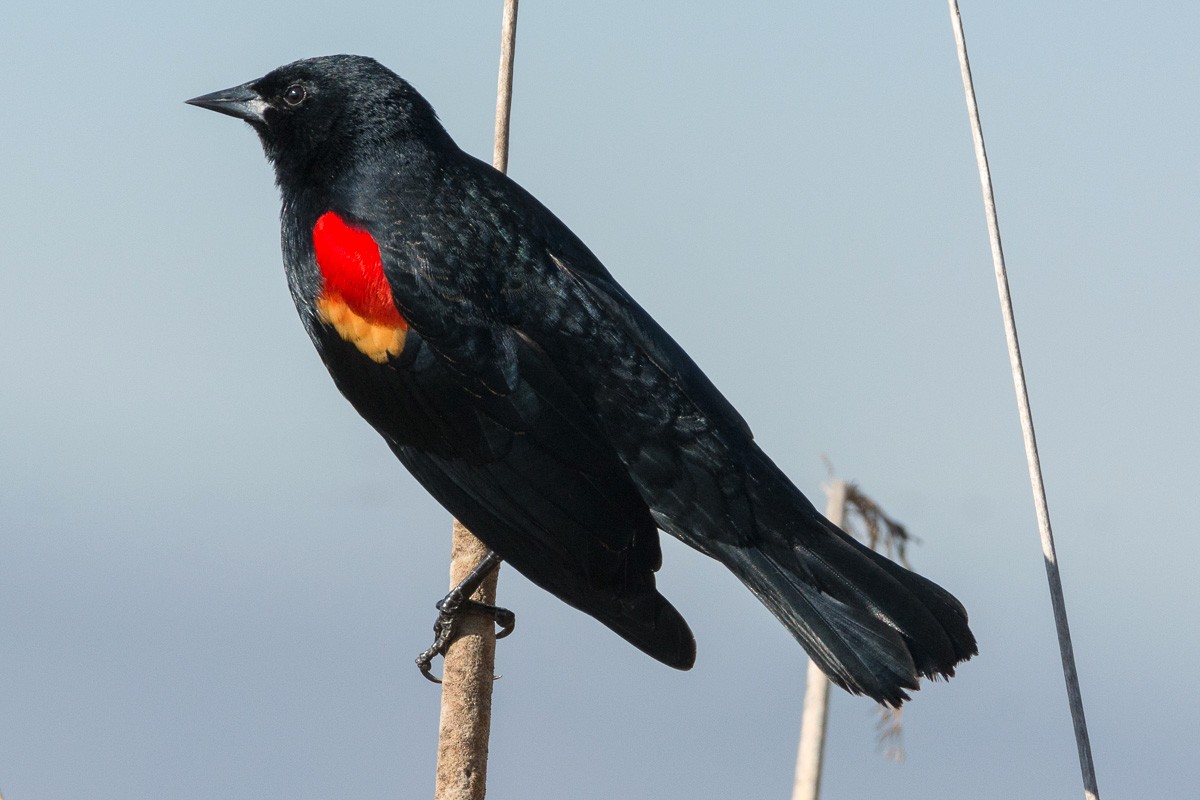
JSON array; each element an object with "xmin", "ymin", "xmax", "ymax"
[{"xmin": 317, "ymin": 293, "xmax": 407, "ymax": 363}]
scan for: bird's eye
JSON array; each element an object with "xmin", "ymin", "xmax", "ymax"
[{"xmin": 282, "ymin": 84, "xmax": 307, "ymax": 107}]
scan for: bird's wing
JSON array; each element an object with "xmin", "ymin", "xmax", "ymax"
[{"xmin": 362, "ymin": 154, "xmax": 761, "ymax": 548}]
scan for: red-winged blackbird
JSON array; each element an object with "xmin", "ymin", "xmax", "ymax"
[{"xmin": 188, "ymin": 55, "xmax": 975, "ymax": 705}]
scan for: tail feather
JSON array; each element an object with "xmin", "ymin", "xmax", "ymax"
[
  {"xmin": 845, "ymin": 526, "xmax": 978, "ymax": 669},
  {"xmin": 707, "ymin": 451, "xmax": 978, "ymax": 706},
  {"xmin": 726, "ymin": 545, "xmax": 922, "ymax": 704}
]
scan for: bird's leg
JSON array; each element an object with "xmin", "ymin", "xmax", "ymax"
[{"xmin": 416, "ymin": 550, "xmax": 515, "ymax": 683}]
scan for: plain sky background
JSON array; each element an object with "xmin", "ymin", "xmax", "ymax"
[{"xmin": 2, "ymin": 2, "xmax": 1197, "ymax": 798}]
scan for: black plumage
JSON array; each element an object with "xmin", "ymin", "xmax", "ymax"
[{"xmin": 188, "ymin": 54, "xmax": 976, "ymax": 705}]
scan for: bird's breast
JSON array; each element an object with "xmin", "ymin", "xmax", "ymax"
[{"xmin": 312, "ymin": 211, "xmax": 408, "ymax": 363}]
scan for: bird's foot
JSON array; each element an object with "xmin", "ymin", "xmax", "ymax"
[
  {"xmin": 415, "ymin": 551, "xmax": 514, "ymax": 683},
  {"xmin": 415, "ymin": 598, "xmax": 516, "ymax": 683}
]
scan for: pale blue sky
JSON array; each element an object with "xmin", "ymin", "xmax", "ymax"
[{"xmin": 2, "ymin": 2, "xmax": 1197, "ymax": 797}]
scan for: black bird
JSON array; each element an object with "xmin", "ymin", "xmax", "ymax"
[{"xmin": 188, "ymin": 55, "xmax": 975, "ymax": 705}]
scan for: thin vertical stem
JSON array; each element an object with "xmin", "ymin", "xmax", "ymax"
[
  {"xmin": 947, "ymin": 4, "xmax": 1099, "ymax": 798},
  {"xmin": 433, "ymin": 3, "xmax": 520, "ymax": 799},
  {"xmin": 434, "ymin": 522, "xmax": 501, "ymax": 800},
  {"xmin": 791, "ymin": 480, "xmax": 847, "ymax": 800},
  {"xmin": 492, "ymin": 0, "xmax": 519, "ymax": 174}
]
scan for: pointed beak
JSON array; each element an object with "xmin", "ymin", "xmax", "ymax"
[{"xmin": 186, "ymin": 82, "xmax": 269, "ymax": 124}]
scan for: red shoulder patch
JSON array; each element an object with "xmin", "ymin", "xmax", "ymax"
[
  {"xmin": 313, "ymin": 212, "xmax": 406, "ymax": 328},
  {"xmin": 313, "ymin": 212, "xmax": 409, "ymax": 363}
]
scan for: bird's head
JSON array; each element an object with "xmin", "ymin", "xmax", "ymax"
[{"xmin": 187, "ymin": 55, "xmax": 449, "ymax": 190}]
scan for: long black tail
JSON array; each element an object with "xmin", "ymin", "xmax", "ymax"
[{"xmin": 706, "ymin": 450, "xmax": 977, "ymax": 706}]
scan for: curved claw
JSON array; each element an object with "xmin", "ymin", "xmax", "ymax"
[
  {"xmin": 416, "ymin": 655, "xmax": 443, "ymax": 684},
  {"xmin": 493, "ymin": 607, "xmax": 516, "ymax": 640}
]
